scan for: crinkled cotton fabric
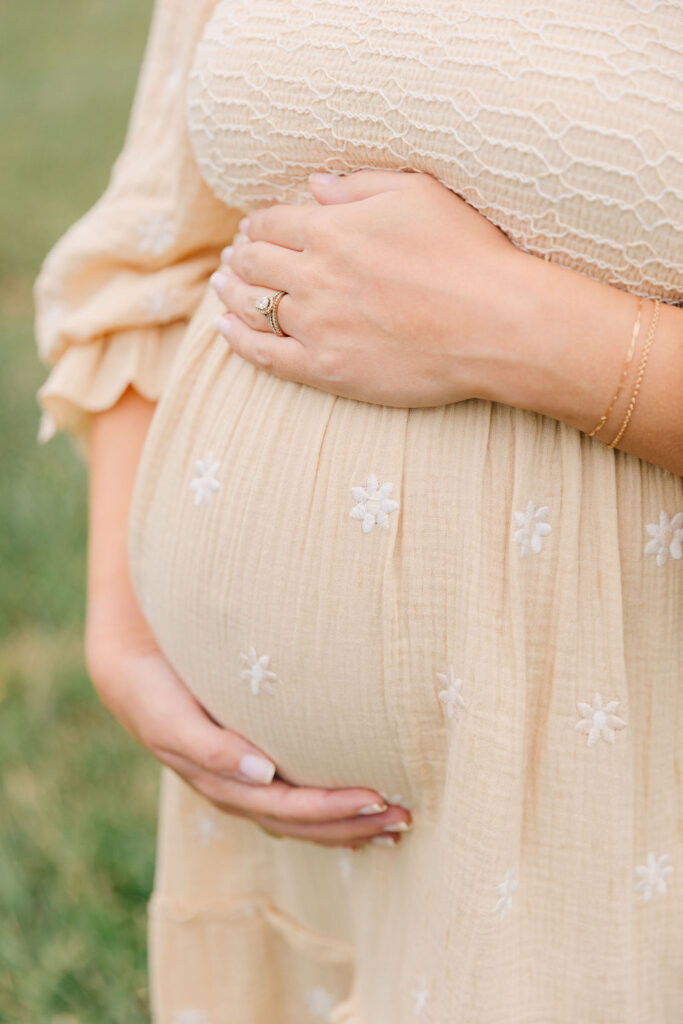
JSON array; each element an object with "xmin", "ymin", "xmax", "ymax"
[{"xmin": 34, "ymin": 1, "xmax": 682, "ymax": 1021}]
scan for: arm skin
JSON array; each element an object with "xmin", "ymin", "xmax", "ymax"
[
  {"xmin": 479, "ymin": 251, "xmax": 683, "ymax": 476},
  {"xmin": 84, "ymin": 386, "xmax": 158, "ymax": 656}
]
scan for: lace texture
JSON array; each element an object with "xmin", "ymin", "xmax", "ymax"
[{"xmin": 186, "ymin": 0, "xmax": 683, "ymax": 304}]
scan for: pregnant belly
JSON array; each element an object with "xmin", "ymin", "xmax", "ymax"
[{"xmin": 128, "ymin": 296, "xmax": 537, "ymax": 808}]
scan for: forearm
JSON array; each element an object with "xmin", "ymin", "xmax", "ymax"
[
  {"xmin": 85, "ymin": 386, "xmax": 158, "ymax": 653},
  {"xmin": 493, "ymin": 254, "xmax": 683, "ymax": 477}
]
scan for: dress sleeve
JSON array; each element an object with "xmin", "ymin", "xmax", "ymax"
[{"xmin": 33, "ymin": 0, "xmax": 238, "ymax": 462}]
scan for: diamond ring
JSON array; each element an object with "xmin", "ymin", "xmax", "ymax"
[{"xmin": 254, "ymin": 290, "xmax": 287, "ymax": 336}]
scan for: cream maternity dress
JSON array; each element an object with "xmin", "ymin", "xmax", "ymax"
[{"xmin": 33, "ymin": 1, "xmax": 682, "ymax": 1020}]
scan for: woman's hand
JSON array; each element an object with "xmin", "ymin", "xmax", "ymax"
[
  {"xmin": 84, "ymin": 613, "xmax": 411, "ymax": 850},
  {"xmin": 209, "ymin": 168, "xmax": 532, "ymax": 408}
]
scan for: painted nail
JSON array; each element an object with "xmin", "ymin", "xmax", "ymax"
[
  {"xmin": 238, "ymin": 217, "xmax": 250, "ymax": 234},
  {"xmin": 238, "ymin": 753, "xmax": 276, "ymax": 784},
  {"xmin": 382, "ymin": 820, "xmax": 412, "ymax": 832},
  {"xmin": 309, "ymin": 171, "xmax": 343, "ymax": 184},
  {"xmin": 210, "ymin": 271, "xmax": 230, "ymax": 291},
  {"xmin": 215, "ymin": 316, "xmax": 231, "ymax": 338},
  {"xmin": 371, "ymin": 835, "xmax": 398, "ymax": 847},
  {"xmin": 221, "ymin": 245, "xmax": 233, "ymax": 263},
  {"xmin": 357, "ymin": 802, "xmax": 388, "ymax": 815}
]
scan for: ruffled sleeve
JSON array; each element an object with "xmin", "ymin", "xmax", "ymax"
[{"xmin": 33, "ymin": 0, "xmax": 239, "ymax": 462}]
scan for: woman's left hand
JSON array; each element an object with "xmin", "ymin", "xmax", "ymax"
[{"xmin": 210, "ymin": 169, "xmax": 536, "ymax": 408}]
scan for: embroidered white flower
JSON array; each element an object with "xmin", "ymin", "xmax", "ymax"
[
  {"xmin": 338, "ymin": 850, "xmax": 353, "ymax": 882},
  {"xmin": 191, "ymin": 809, "xmax": 223, "ymax": 845},
  {"xmin": 409, "ymin": 975, "xmax": 430, "ymax": 1015},
  {"xmin": 138, "ymin": 212, "xmax": 176, "ymax": 256},
  {"xmin": 494, "ymin": 867, "xmax": 518, "ymax": 919},
  {"xmin": 575, "ymin": 692, "xmax": 627, "ymax": 747},
  {"xmin": 172, "ymin": 1010, "xmax": 209, "ymax": 1024},
  {"xmin": 644, "ymin": 510, "xmax": 683, "ymax": 566},
  {"xmin": 512, "ymin": 500, "xmax": 552, "ymax": 557},
  {"xmin": 635, "ymin": 853, "xmax": 674, "ymax": 901},
  {"xmin": 436, "ymin": 666, "xmax": 466, "ymax": 719},
  {"xmin": 305, "ymin": 986, "xmax": 336, "ymax": 1019},
  {"xmin": 239, "ymin": 645, "xmax": 281, "ymax": 695},
  {"xmin": 141, "ymin": 286, "xmax": 180, "ymax": 320},
  {"xmin": 190, "ymin": 454, "xmax": 220, "ymax": 507},
  {"xmin": 349, "ymin": 474, "xmax": 399, "ymax": 533}
]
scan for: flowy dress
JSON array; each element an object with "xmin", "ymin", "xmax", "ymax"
[{"xmin": 34, "ymin": 1, "xmax": 683, "ymax": 1021}]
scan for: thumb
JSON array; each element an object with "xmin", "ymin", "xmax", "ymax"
[{"xmin": 308, "ymin": 168, "xmax": 415, "ymax": 204}]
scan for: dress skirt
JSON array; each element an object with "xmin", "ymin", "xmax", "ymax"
[{"xmin": 127, "ymin": 287, "xmax": 683, "ymax": 1023}]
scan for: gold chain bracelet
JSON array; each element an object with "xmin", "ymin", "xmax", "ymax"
[
  {"xmin": 608, "ymin": 298, "xmax": 661, "ymax": 449},
  {"xmin": 587, "ymin": 295, "xmax": 643, "ymax": 438}
]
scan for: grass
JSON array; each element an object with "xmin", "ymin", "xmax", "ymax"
[{"xmin": 0, "ymin": 3, "xmax": 161, "ymax": 1021}]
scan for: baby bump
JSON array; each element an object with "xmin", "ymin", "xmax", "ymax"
[{"xmin": 128, "ymin": 301, "xmax": 547, "ymax": 807}]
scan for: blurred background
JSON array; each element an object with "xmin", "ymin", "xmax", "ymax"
[{"xmin": 1, "ymin": 3, "xmax": 158, "ymax": 1021}]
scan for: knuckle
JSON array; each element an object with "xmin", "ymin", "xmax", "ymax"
[
  {"xmin": 253, "ymin": 340, "xmax": 274, "ymax": 368},
  {"xmin": 199, "ymin": 739, "xmax": 229, "ymax": 774},
  {"xmin": 255, "ymin": 205, "xmax": 277, "ymax": 237}
]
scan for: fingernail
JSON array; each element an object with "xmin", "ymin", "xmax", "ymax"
[
  {"xmin": 221, "ymin": 245, "xmax": 233, "ymax": 263},
  {"xmin": 215, "ymin": 316, "xmax": 231, "ymax": 338},
  {"xmin": 357, "ymin": 802, "xmax": 387, "ymax": 815},
  {"xmin": 382, "ymin": 820, "xmax": 412, "ymax": 832},
  {"xmin": 238, "ymin": 217, "xmax": 250, "ymax": 234},
  {"xmin": 309, "ymin": 171, "xmax": 343, "ymax": 185},
  {"xmin": 238, "ymin": 753, "xmax": 276, "ymax": 784},
  {"xmin": 371, "ymin": 835, "xmax": 398, "ymax": 847},
  {"xmin": 210, "ymin": 271, "xmax": 229, "ymax": 290}
]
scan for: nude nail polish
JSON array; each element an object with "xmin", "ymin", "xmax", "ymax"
[
  {"xmin": 371, "ymin": 835, "xmax": 398, "ymax": 846},
  {"xmin": 382, "ymin": 821, "xmax": 412, "ymax": 832},
  {"xmin": 238, "ymin": 753, "xmax": 276, "ymax": 784},
  {"xmin": 357, "ymin": 802, "xmax": 388, "ymax": 815}
]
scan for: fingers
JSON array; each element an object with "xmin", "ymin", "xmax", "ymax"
[
  {"xmin": 223, "ymin": 238, "xmax": 300, "ymax": 291},
  {"xmin": 250, "ymin": 809, "xmax": 407, "ymax": 848},
  {"xmin": 214, "ymin": 312, "xmax": 311, "ymax": 383},
  {"xmin": 193, "ymin": 770, "xmax": 409, "ymax": 827},
  {"xmin": 210, "ymin": 266, "xmax": 295, "ymax": 336},
  {"xmin": 156, "ymin": 690, "xmax": 279, "ymax": 785},
  {"xmin": 308, "ymin": 167, "xmax": 420, "ymax": 204},
  {"xmin": 242, "ymin": 204, "xmax": 314, "ymax": 250}
]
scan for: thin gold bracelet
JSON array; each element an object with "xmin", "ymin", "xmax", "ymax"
[
  {"xmin": 587, "ymin": 295, "xmax": 643, "ymax": 438},
  {"xmin": 608, "ymin": 298, "xmax": 661, "ymax": 449}
]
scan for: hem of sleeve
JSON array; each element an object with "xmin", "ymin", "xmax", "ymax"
[{"xmin": 36, "ymin": 321, "xmax": 187, "ymax": 462}]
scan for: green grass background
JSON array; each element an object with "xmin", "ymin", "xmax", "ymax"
[{"xmin": 0, "ymin": 3, "xmax": 160, "ymax": 1021}]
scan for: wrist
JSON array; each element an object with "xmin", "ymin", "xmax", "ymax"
[{"xmin": 485, "ymin": 250, "xmax": 637, "ymax": 435}]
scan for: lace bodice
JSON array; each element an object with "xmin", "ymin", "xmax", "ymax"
[{"xmin": 186, "ymin": 0, "xmax": 683, "ymax": 304}]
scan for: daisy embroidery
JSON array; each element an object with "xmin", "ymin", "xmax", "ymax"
[
  {"xmin": 512, "ymin": 500, "xmax": 552, "ymax": 557},
  {"xmin": 191, "ymin": 809, "xmax": 223, "ymax": 846},
  {"xmin": 239, "ymin": 645, "xmax": 281, "ymax": 696},
  {"xmin": 644, "ymin": 511, "xmax": 683, "ymax": 566},
  {"xmin": 436, "ymin": 666, "xmax": 466, "ymax": 719},
  {"xmin": 575, "ymin": 692, "xmax": 627, "ymax": 747},
  {"xmin": 141, "ymin": 286, "xmax": 180, "ymax": 320},
  {"xmin": 408, "ymin": 976, "xmax": 430, "ymax": 1016},
  {"xmin": 338, "ymin": 850, "xmax": 353, "ymax": 882},
  {"xmin": 494, "ymin": 867, "xmax": 518, "ymax": 919},
  {"xmin": 635, "ymin": 853, "xmax": 674, "ymax": 901},
  {"xmin": 138, "ymin": 212, "xmax": 176, "ymax": 256},
  {"xmin": 190, "ymin": 454, "xmax": 220, "ymax": 507},
  {"xmin": 349, "ymin": 474, "xmax": 400, "ymax": 533},
  {"xmin": 305, "ymin": 986, "xmax": 336, "ymax": 1020},
  {"xmin": 172, "ymin": 1011, "xmax": 209, "ymax": 1024}
]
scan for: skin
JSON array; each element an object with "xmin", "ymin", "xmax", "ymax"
[
  {"xmin": 211, "ymin": 169, "xmax": 683, "ymax": 477},
  {"xmin": 85, "ymin": 168, "xmax": 680, "ymax": 854}
]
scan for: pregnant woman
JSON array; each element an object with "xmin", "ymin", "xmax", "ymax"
[{"xmin": 34, "ymin": 0, "xmax": 681, "ymax": 1021}]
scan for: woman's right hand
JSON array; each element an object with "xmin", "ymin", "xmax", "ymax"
[{"xmin": 84, "ymin": 614, "xmax": 412, "ymax": 850}]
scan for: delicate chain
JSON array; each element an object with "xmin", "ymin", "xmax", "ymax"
[
  {"xmin": 587, "ymin": 295, "xmax": 643, "ymax": 438},
  {"xmin": 608, "ymin": 298, "xmax": 660, "ymax": 449}
]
